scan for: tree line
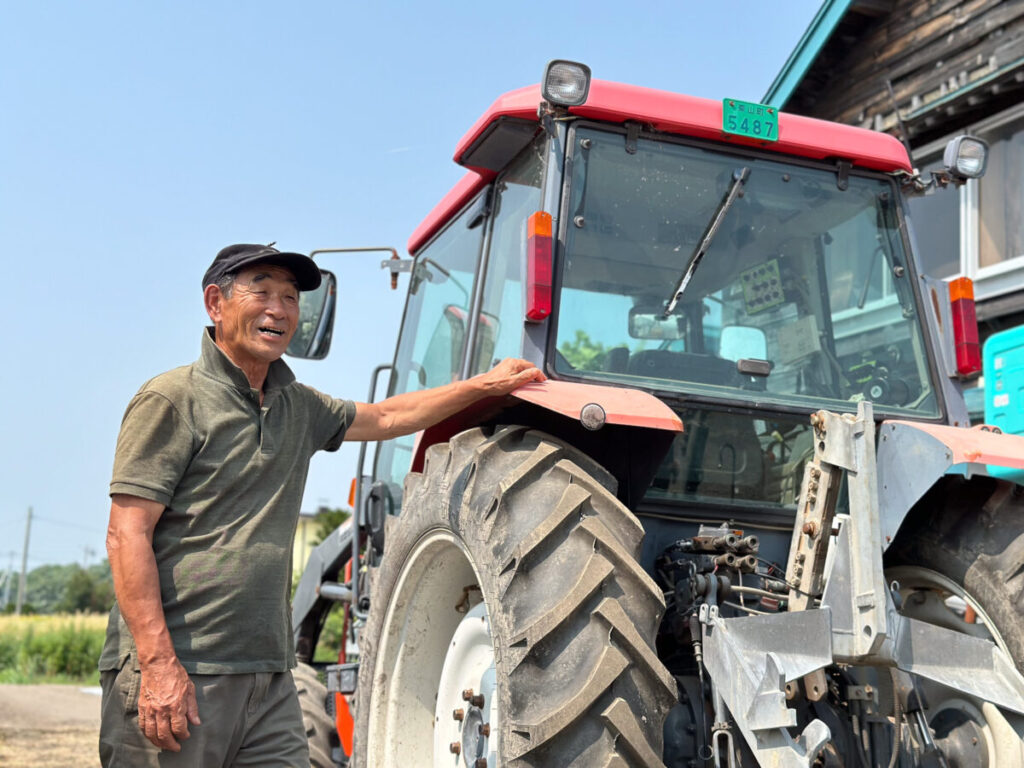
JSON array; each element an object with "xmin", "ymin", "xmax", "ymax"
[
  {"xmin": 6, "ymin": 507, "xmax": 352, "ymax": 615},
  {"xmin": 4, "ymin": 560, "xmax": 114, "ymax": 614}
]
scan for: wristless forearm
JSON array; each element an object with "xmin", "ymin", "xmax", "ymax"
[
  {"xmin": 383, "ymin": 379, "xmax": 480, "ymax": 435},
  {"xmin": 108, "ymin": 533, "xmax": 176, "ymax": 667}
]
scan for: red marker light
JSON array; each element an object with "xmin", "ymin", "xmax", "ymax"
[
  {"xmin": 525, "ymin": 211, "xmax": 553, "ymax": 322},
  {"xmin": 335, "ymin": 692, "xmax": 354, "ymax": 758},
  {"xmin": 949, "ymin": 277, "xmax": 981, "ymax": 377}
]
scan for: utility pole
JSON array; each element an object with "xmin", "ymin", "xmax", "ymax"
[
  {"xmin": 15, "ymin": 506, "xmax": 32, "ymax": 615},
  {"xmin": 2, "ymin": 552, "xmax": 12, "ymax": 609}
]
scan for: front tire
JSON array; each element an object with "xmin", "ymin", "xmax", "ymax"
[
  {"xmin": 294, "ymin": 662, "xmax": 341, "ymax": 767},
  {"xmin": 353, "ymin": 426, "xmax": 676, "ymax": 767}
]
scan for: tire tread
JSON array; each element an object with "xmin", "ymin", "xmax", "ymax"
[{"xmin": 355, "ymin": 425, "xmax": 674, "ymax": 768}]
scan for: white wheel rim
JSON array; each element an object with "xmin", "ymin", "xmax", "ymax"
[
  {"xmin": 433, "ymin": 601, "xmax": 498, "ymax": 767},
  {"xmin": 888, "ymin": 565, "xmax": 1024, "ymax": 767},
  {"xmin": 365, "ymin": 529, "xmax": 498, "ymax": 767}
]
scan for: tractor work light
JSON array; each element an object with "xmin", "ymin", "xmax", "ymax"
[
  {"xmin": 542, "ymin": 60, "xmax": 592, "ymax": 107},
  {"xmin": 943, "ymin": 136, "xmax": 988, "ymax": 180}
]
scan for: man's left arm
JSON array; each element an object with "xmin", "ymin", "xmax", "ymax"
[{"xmin": 344, "ymin": 358, "xmax": 545, "ymax": 443}]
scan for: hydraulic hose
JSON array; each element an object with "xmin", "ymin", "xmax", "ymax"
[{"xmin": 887, "ymin": 667, "xmax": 903, "ymax": 768}]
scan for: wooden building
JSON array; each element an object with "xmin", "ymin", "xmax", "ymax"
[{"xmin": 765, "ymin": 0, "xmax": 1024, "ymax": 336}]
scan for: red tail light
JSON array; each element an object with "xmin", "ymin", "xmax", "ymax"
[
  {"xmin": 949, "ymin": 277, "xmax": 981, "ymax": 376},
  {"xmin": 525, "ymin": 211, "xmax": 553, "ymax": 322}
]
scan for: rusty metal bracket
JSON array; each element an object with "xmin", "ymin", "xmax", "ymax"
[{"xmin": 785, "ymin": 415, "xmax": 842, "ymax": 611}]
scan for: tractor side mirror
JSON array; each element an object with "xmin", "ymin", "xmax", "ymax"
[{"xmin": 287, "ymin": 270, "xmax": 337, "ymax": 360}]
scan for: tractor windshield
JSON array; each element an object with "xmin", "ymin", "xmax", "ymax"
[{"xmin": 555, "ymin": 125, "xmax": 940, "ymax": 417}]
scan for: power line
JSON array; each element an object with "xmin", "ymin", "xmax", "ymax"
[{"xmin": 33, "ymin": 514, "xmax": 106, "ymax": 536}]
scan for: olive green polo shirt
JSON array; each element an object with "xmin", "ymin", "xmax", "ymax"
[{"xmin": 100, "ymin": 328, "xmax": 355, "ymax": 674}]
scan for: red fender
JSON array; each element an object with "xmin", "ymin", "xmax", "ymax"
[
  {"xmin": 510, "ymin": 380, "xmax": 682, "ymax": 431},
  {"xmin": 410, "ymin": 380, "xmax": 681, "ymax": 473},
  {"xmin": 885, "ymin": 421, "xmax": 1024, "ymax": 469}
]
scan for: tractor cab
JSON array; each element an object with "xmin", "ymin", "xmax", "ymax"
[{"xmin": 288, "ymin": 62, "xmax": 1024, "ymax": 768}]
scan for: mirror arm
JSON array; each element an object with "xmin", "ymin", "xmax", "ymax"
[{"xmin": 310, "ymin": 246, "xmax": 407, "ymax": 290}]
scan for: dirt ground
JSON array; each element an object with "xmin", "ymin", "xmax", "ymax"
[{"xmin": 0, "ymin": 684, "xmax": 101, "ymax": 767}]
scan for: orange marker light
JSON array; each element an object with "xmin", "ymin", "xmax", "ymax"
[{"xmin": 948, "ymin": 276, "xmax": 975, "ymax": 302}]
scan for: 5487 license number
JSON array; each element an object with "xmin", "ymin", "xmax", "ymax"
[{"xmin": 723, "ymin": 99, "xmax": 778, "ymax": 142}]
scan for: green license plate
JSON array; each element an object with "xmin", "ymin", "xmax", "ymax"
[{"xmin": 723, "ymin": 99, "xmax": 778, "ymax": 141}]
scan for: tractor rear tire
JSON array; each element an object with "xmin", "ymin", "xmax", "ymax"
[
  {"xmin": 353, "ymin": 425, "xmax": 677, "ymax": 767},
  {"xmin": 887, "ymin": 478, "xmax": 1024, "ymax": 667},
  {"xmin": 294, "ymin": 662, "xmax": 340, "ymax": 768},
  {"xmin": 886, "ymin": 478, "xmax": 1024, "ymax": 766}
]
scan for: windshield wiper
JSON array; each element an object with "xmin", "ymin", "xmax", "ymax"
[{"xmin": 663, "ymin": 166, "xmax": 751, "ymax": 317}]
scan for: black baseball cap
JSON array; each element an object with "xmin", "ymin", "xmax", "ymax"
[{"xmin": 202, "ymin": 243, "xmax": 322, "ymax": 292}]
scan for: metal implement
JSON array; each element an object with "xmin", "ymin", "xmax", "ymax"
[{"xmin": 700, "ymin": 402, "xmax": 1024, "ymax": 767}]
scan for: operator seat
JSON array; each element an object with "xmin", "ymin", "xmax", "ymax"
[
  {"xmin": 617, "ymin": 349, "xmax": 764, "ymax": 500},
  {"xmin": 603, "ymin": 346, "xmax": 630, "ymax": 373},
  {"xmin": 660, "ymin": 409, "xmax": 765, "ymax": 500}
]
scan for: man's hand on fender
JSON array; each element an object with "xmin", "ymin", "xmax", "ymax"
[
  {"xmin": 345, "ymin": 357, "xmax": 547, "ymax": 442},
  {"xmin": 138, "ymin": 657, "xmax": 201, "ymax": 751},
  {"xmin": 472, "ymin": 357, "xmax": 546, "ymax": 397}
]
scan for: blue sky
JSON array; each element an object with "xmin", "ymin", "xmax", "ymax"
[{"xmin": 1, "ymin": 0, "xmax": 823, "ymax": 568}]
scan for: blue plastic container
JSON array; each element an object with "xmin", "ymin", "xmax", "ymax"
[{"xmin": 983, "ymin": 325, "xmax": 1024, "ymax": 483}]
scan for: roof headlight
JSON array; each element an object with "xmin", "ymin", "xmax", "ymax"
[
  {"xmin": 943, "ymin": 136, "xmax": 988, "ymax": 180},
  {"xmin": 542, "ymin": 60, "xmax": 592, "ymax": 107}
]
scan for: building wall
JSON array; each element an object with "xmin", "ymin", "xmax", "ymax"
[
  {"xmin": 293, "ymin": 513, "xmax": 319, "ymax": 576},
  {"xmin": 788, "ymin": 1, "xmax": 1024, "ymax": 145},
  {"xmin": 782, "ymin": 0, "xmax": 1024, "ymax": 326}
]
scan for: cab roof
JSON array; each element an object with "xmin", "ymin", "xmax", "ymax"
[{"xmin": 408, "ymin": 78, "xmax": 912, "ymax": 254}]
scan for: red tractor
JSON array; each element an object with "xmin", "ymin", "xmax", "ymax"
[{"xmin": 290, "ymin": 61, "xmax": 1024, "ymax": 767}]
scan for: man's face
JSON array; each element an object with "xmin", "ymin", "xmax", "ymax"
[{"xmin": 207, "ymin": 264, "xmax": 300, "ymax": 369}]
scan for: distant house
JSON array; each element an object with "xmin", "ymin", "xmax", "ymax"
[
  {"xmin": 293, "ymin": 510, "xmax": 321, "ymax": 576},
  {"xmin": 764, "ymin": 0, "xmax": 1024, "ymax": 339},
  {"xmin": 292, "ymin": 507, "xmax": 352, "ymax": 577}
]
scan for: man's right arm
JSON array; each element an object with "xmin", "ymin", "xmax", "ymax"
[{"xmin": 107, "ymin": 494, "xmax": 200, "ymax": 751}]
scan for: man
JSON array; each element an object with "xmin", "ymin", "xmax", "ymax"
[{"xmin": 100, "ymin": 243, "xmax": 545, "ymax": 766}]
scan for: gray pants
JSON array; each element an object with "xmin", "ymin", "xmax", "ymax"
[{"xmin": 99, "ymin": 657, "xmax": 309, "ymax": 767}]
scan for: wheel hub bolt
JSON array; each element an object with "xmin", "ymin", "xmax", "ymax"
[
  {"xmin": 475, "ymin": 760, "xmax": 488, "ymax": 768},
  {"xmin": 453, "ymin": 708, "xmax": 465, "ymax": 721},
  {"xmin": 479, "ymin": 723, "xmax": 491, "ymax": 737},
  {"xmin": 462, "ymin": 689, "xmax": 475, "ymax": 702},
  {"xmin": 449, "ymin": 742, "xmax": 461, "ymax": 755},
  {"xmin": 470, "ymin": 693, "xmax": 485, "ymax": 708}
]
